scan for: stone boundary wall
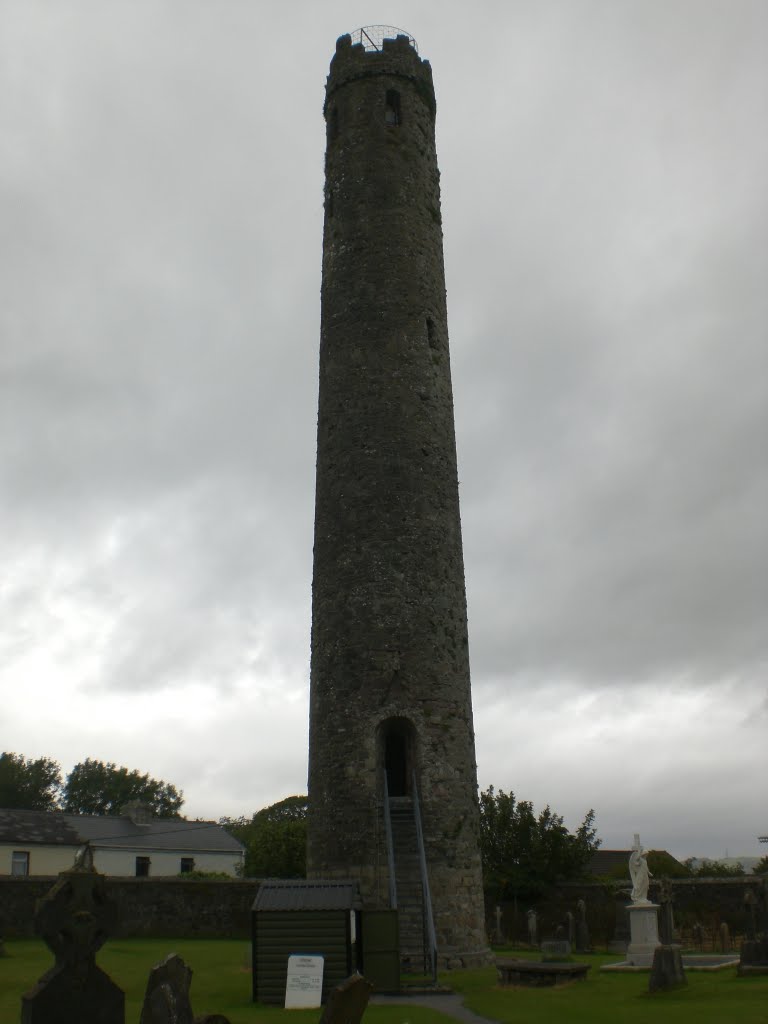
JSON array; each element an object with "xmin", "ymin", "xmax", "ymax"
[
  {"xmin": 0, "ymin": 877, "xmax": 261, "ymax": 939},
  {"xmin": 489, "ymin": 877, "xmax": 766, "ymax": 948}
]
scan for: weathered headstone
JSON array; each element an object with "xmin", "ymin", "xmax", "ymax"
[
  {"xmin": 540, "ymin": 940, "xmax": 571, "ymax": 961},
  {"xmin": 139, "ymin": 953, "xmax": 232, "ymax": 1024},
  {"xmin": 738, "ymin": 882, "xmax": 768, "ymax": 977},
  {"xmin": 20, "ymin": 845, "xmax": 124, "ymax": 1024},
  {"xmin": 657, "ymin": 879, "xmax": 675, "ymax": 945},
  {"xmin": 493, "ymin": 905, "xmax": 504, "ymax": 944},
  {"xmin": 318, "ymin": 973, "xmax": 373, "ymax": 1024},
  {"xmin": 140, "ymin": 954, "xmax": 194, "ymax": 1024},
  {"xmin": 608, "ymin": 895, "xmax": 630, "ymax": 954},
  {"xmin": 574, "ymin": 898, "xmax": 591, "ymax": 953},
  {"xmin": 648, "ymin": 880, "xmax": 686, "ymax": 993},
  {"xmin": 649, "ymin": 946, "xmax": 687, "ymax": 993}
]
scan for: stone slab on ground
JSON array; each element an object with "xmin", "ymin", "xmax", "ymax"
[
  {"xmin": 496, "ymin": 959, "xmax": 590, "ymax": 987},
  {"xmin": 602, "ymin": 954, "xmax": 738, "ymax": 973}
]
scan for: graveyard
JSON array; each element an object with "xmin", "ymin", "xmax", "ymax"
[{"xmin": 2, "ymin": 936, "xmax": 767, "ymax": 1024}]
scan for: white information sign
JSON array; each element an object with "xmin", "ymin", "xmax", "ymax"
[{"xmin": 285, "ymin": 953, "xmax": 324, "ymax": 1008}]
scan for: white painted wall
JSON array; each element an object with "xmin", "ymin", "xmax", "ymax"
[
  {"xmin": 0, "ymin": 844, "xmax": 80, "ymax": 875},
  {"xmin": 0, "ymin": 843, "xmax": 243, "ymax": 877},
  {"xmin": 91, "ymin": 848, "xmax": 242, "ymax": 877}
]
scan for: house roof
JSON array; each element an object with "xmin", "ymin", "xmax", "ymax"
[
  {"xmin": 0, "ymin": 808, "xmax": 244, "ymax": 854},
  {"xmin": 587, "ymin": 848, "xmax": 687, "ymax": 875},
  {"xmin": 0, "ymin": 808, "xmax": 82, "ymax": 847},
  {"xmin": 588, "ymin": 849, "xmax": 632, "ymax": 874},
  {"xmin": 253, "ymin": 880, "xmax": 361, "ymax": 911}
]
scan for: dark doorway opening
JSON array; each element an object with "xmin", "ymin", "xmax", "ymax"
[
  {"xmin": 380, "ymin": 717, "xmax": 416, "ymax": 797},
  {"xmin": 385, "ymin": 732, "xmax": 407, "ymax": 796}
]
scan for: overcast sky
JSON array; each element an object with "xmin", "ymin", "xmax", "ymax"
[{"xmin": 1, "ymin": 1, "xmax": 766, "ymax": 862}]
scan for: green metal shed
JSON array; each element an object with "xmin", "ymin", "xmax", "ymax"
[{"xmin": 251, "ymin": 880, "xmax": 362, "ymax": 1005}]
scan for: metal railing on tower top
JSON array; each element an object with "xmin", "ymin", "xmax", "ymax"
[{"xmin": 349, "ymin": 26, "xmax": 418, "ymax": 53}]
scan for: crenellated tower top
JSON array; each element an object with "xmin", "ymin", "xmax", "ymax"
[{"xmin": 326, "ymin": 27, "xmax": 434, "ymax": 115}]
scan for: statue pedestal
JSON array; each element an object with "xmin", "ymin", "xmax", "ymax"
[{"xmin": 627, "ymin": 903, "xmax": 660, "ymax": 966}]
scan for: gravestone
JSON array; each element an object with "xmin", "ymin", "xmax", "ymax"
[
  {"xmin": 20, "ymin": 845, "xmax": 124, "ymax": 1024},
  {"xmin": 540, "ymin": 940, "xmax": 571, "ymax": 961},
  {"xmin": 140, "ymin": 954, "xmax": 194, "ymax": 1024},
  {"xmin": 526, "ymin": 909, "xmax": 537, "ymax": 947},
  {"xmin": 493, "ymin": 905, "xmax": 504, "ymax": 944},
  {"xmin": 565, "ymin": 910, "xmax": 575, "ymax": 946},
  {"xmin": 574, "ymin": 898, "xmax": 591, "ymax": 953},
  {"xmin": 738, "ymin": 882, "xmax": 768, "ymax": 977},
  {"xmin": 139, "ymin": 953, "xmax": 232, "ymax": 1024},
  {"xmin": 648, "ymin": 880, "xmax": 685, "ymax": 993},
  {"xmin": 626, "ymin": 833, "xmax": 660, "ymax": 966},
  {"xmin": 318, "ymin": 973, "xmax": 373, "ymax": 1024},
  {"xmin": 608, "ymin": 895, "xmax": 629, "ymax": 954}
]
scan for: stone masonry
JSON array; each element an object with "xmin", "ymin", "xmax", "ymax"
[{"xmin": 307, "ymin": 30, "xmax": 489, "ymax": 964}]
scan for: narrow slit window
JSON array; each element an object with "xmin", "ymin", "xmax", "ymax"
[
  {"xmin": 426, "ymin": 317, "xmax": 438, "ymax": 349},
  {"xmin": 328, "ymin": 106, "xmax": 339, "ymax": 142},
  {"xmin": 385, "ymin": 90, "xmax": 401, "ymax": 126}
]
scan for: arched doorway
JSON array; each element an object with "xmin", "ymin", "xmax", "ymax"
[{"xmin": 379, "ymin": 717, "xmax": 417, "ymax": 797}]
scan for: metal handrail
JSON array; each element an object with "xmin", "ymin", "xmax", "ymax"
[
  {"xmin": 349, "ymin": 25, "xmax": 418, "ymax": 54},
  {"xmin": 411, "ymin": 771, "xmax": 437, "ymax": 982},
  {"xmin": 383, "ymin": 772, "xmax": 397, "ymax": 909}
]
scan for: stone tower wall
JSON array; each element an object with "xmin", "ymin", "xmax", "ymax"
[{"xmin": 308, "ymin": 33, "xmax": 488, "ymax": 960}]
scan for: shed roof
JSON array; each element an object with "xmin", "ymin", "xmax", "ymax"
[{"xmin": 254, "ymin": 880, "xmax": 361, "ymax": 911}]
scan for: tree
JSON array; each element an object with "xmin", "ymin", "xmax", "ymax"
[
  {"xmin": 62, "ymin": 759, "xmax": 183, "ymax": 817},
  {"xmin": 478, "ymin": 785, "xmax": 600, "ymax": 901},
  {"xmin": 0, "ymin": 752, "xmax": 62, "ymax": 810},
  {"xmin": 683, "ymin": 857, "xmax": 746, "ymax": 878},
  {"xmin": 753, "ymin": 856, "xmax": 768, "ymax": 875},
  {"xmin": 223, "ymin": 795, "xmax": 307, "ymax": 878}
]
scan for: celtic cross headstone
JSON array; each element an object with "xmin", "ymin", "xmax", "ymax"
[{"xmin": 21, "ymin": 845, "xmax": 124, "ymax": 1024}]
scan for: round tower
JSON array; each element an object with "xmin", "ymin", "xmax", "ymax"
[{"xmin": 308, "ymin": 28, "xmax": 489, "ymax": 966}]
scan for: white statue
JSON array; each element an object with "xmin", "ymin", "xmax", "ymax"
[{"xmin": 629, "ymin": 832, "xmax": 652, "ymax": 903}]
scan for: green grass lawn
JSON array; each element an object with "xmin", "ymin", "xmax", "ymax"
[
  {"xmin": 2, "ymin": 940, "xmax": 766, "ymax": 1024},
  {"xmin": 451, "ymin": 950, "xmax": 768, "ymax": 1024}
]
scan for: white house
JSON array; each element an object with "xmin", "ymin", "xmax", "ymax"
[{"xmin": 0, "ymin": 805, "xmax": 244, "ymax": 877}]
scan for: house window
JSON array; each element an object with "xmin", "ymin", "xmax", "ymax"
[
  {"xmin": 135, "ymin": 856, "xmax": 151, "ymax": 877},
  {"xmin": 385, "ymin": 89, "xmax": 401, "ymax": 126},
  {"xmin": 11, "ymin": 850, "xmax": 29, "ymax": 876},
  {"xmin": 180, "ymin": 857, "xmax": 195, "ymax": 874}
]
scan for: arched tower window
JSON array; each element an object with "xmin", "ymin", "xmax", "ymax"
[
  {"xmin": 385, "ymin": 89, "xmax": 401, "ymax": 126},
  {"xmin": 379, "ymin": 716, "xmax": 416, "ymax": 796}
]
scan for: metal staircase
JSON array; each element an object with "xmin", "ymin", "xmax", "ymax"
[{"xmin": 383, "ymin": 774, "xmax": 437, "ymax": 978}]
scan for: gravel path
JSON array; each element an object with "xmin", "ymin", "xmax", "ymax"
[{"xmin": 371, "ymin": 993, "xmax": 499, "ymax": 1024}]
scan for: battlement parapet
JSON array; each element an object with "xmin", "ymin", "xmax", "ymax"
[{"xmin": 327, "ymin": 27, "xmax": 433, "ymax": 111}]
